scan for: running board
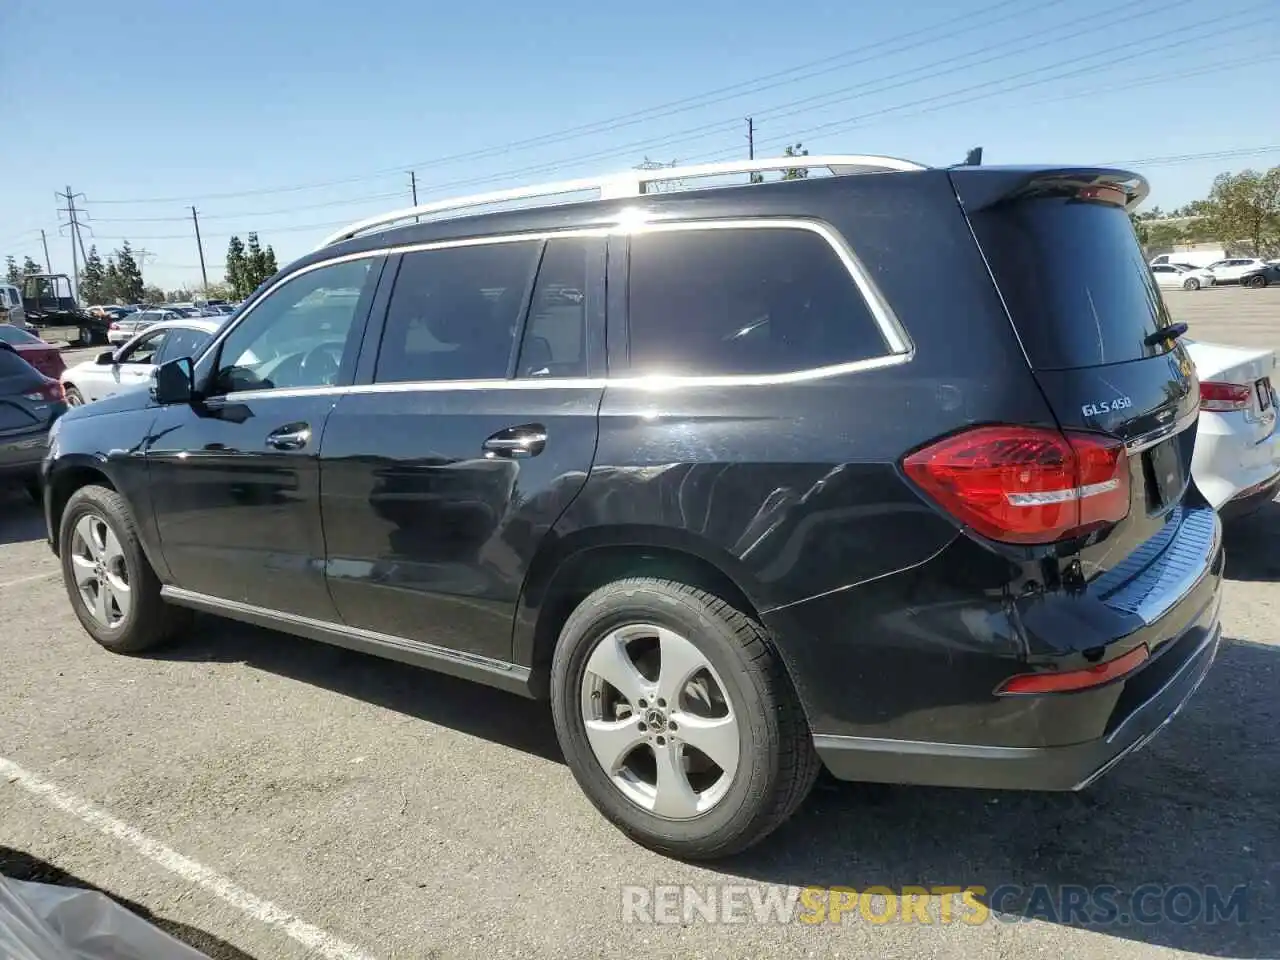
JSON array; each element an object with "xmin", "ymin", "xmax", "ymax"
[{"xmin": 160, "ymin": 586, "xmax": 535, "ymax": 698}]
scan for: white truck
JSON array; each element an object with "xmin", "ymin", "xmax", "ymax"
[{"xmin": 1150, "ymin": 249, "xmax": 1227, "ymax": 269}]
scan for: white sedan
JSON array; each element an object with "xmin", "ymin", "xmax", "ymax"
[
  {"xmin": 1185, "ymin": 338, "xmax": 1280, "ymax": 517},
  {"xmin": 1151, "ymin": 263, "xmax": 1215, "ymax": 291},
  {"xmin": 61, "ymin": 318, "xmax": 221, "ymax": 406}
]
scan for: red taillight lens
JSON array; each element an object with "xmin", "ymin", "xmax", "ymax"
[
  {"xmin": 902, "ymin": 425, "xmax": 1130, "ymax": 544},
  {"xmin": 995, "ymin": 643, "xmax": 1149, "ymax": 695},
  {"xmin": 1199, "ymin": 381, "xmax": 1252, "ymax": 412},
  {"xmin": 23, "ymin": 380, "xmax": 65, "ymax": 403}
]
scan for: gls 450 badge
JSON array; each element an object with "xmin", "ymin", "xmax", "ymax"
[{"xmin": 1082, "ymin": 396, "xmax": 1133, "ymax": 417}]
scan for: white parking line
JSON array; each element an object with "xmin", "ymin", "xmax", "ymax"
[
  {"xmin": 0, "ymin": 757, "xmax": 378, "ymax": 960},
  {"xmin": 0, "ymin": 571, "xmax": 59, "ymax": 590}
]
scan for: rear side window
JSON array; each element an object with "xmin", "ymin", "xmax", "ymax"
[
  {"xmin": 516, "ymin": 237, "xmax": 600, "ymax": 378},
  {"xmin": 0, "ymin": 347, "xmax": 36, "ymax": 376},
  {"xmin": 376, "ymin": 242, "xmax": 541, "ymax": 383},
  {"xmin": 969, "ymin": 198, "xmax": 1178, "ymax": 370},
  {"xmin": 626, "ymin": 227, "xmax": 887, "ymax": 377}
]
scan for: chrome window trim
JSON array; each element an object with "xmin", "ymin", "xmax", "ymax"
[{"xmin": 202, "ymin": 217, "xmax": 913, "ymax": 403}]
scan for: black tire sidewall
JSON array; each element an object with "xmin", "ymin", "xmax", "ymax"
[
  {"xmin": 59, "ymin": 487, "xmax": 148, "ymax": 650},
  {"xmin": 551, "ymin": 583, "xmax": 783, "ymax": 851},
  {"xmin": 65, "ymin": 386, "xmax": 83, "ymax": 406}
]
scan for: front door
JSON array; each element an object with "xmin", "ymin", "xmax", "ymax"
[
  {"xmin": 146, "ymin": 256, "xmax": 383, "ymax": 617},
  {"xmin": 320, "ymin": 235, "xmax": 605, "ymax": 662}
]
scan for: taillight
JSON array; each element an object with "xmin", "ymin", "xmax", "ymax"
[
  {"xmin": 1199, "ymin": 381, "xmax": 1252, "ymax": 412},
  {"xmin": 995, "ymin": 643, "xmax": 1149, "ymax": 695},
  {"xmin": 902, "ymin": 425, "xmax": 1130, "ymax": 545},
  {"xmin": 23, "ymin": 380, "xmax": 65, "ymax": 403}
]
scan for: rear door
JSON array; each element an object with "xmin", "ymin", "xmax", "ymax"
[
  {"xmin": 319, "ymin": 233, "xmax": 606, "ymax": 663},
  {"xmin": 957, "ymin": 170, "xmax": 1202, "ymax": 584}
]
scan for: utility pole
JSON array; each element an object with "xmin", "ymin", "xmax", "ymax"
[
  {"xmin": 746, "ymin": 117, "xmax": 755, "ymax": 160},
  {"xmin": 56, "ymin": 186, "xmax": 88, "ymax": 301},
  {"xmin": 191, "ymin": 206, "xmax": 209, "ymax": 295},
  {"xmin": 410, "ymin": 171, "xmax": 419, "ymax": 223},
  {"xmin": 40, "ymin": 230, "xmax": 51, "ymax": 273}
]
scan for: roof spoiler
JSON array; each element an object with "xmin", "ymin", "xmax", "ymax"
[{"xmin": 949, "ymin": 166, "xmax": 1150, "ymax": 214}]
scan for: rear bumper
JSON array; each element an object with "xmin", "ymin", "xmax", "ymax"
[
  {"xmin": 0, "ymin": 428, "xmax": 50, "ymax": 476},
  {"xmin": 1219, "ymin": 469, "xmax": 1280, "ymax": 520},
  {"xmin": 814, "ymin": 614, "xmax": 1220, "ymax": 790}
]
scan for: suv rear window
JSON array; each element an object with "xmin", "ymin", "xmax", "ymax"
[
  {"xmin": 969, "ymin": 198, "xmax": 1179, "ymax": 370},
  {"xmin": 626, "ymin": 227, "xmax": 887, "ymax": 377}
]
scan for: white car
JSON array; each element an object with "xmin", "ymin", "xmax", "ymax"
[
  {"xmin": 61, "ymin": 318, "xmax": 221, "ymax": 406},
  {"xmin": 1184, "ymin": 338, "xmax": 1280, "ymax": 517},
  {"xmin": 1150, "ymin": 263, "xmax": 1215, "ymax": 291},
  {"xmin": 1205, "ymin": 258, "xmax": 1270, "ymax": 284}
]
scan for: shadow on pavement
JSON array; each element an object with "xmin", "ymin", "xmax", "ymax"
[
  {"xmin": 720, "ymin": 635, "xmax": 1279, "ymax": 958},
  {"xmin": 0, "ymin": 847, "xmax": 257, "ymax": 960},
  {"xmin": 0, "ymin": 486, "xmax": 45, "ymax": 546},
  {"xmin": 1223, "ymin": 498, "xmax": 1280, "ymax": 582}
]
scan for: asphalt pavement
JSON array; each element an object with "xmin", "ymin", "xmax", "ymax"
[{"xmin": 1, "ymin": 287, "xmax": 1277, "ymax": 959}]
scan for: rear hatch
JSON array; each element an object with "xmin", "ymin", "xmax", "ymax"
[
  {"xmin": 953, "ymin": 168, "xmax": 1209, "ymax": 599},
  {"xmin": 0, "ymin": 349, "xmax": 49, "ymax": 435}
]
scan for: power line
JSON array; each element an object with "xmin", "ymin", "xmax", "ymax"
[{"xmin": 79, "ymin": 0, "xmax": 1082, "ymax": 205}]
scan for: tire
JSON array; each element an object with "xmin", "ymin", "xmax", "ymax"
[
  {"xmin": 550, "ymin": 577, "xmax": 819, "ymax": 860},
  {"xmin": 77, "ymin": 327, "xmax": 93, "ymax": 347},
  {"xmin": 58, "ymin": 484, "xmax": 190, "ymax": 654},
  {"xmin": 1183, "ymin": 278, "xmax": 1200, "ymax": 291},
  {"xmin": 1246, "ymin": 274, "xmax": 1268, "ymax": 288},
  {"xmin": 64, "ymin": 385, "xmax": 85, "ymax": 407}
]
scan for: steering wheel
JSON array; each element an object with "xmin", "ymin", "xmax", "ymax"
[{"xmin": 298, "ymin": 342, "xmax": 341, "ymax": 386}]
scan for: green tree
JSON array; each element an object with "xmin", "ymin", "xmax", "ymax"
[
  {"xmin": 79, "ymin": 246, "xmax": 107, "ymax": 304},
  {"xmin": 114, "ymin": 242, "xmax": 145, "ymax": 304},
  {"xmin": 4, "ymin": 256, "xmax": 18, "ymax": 285},
  {"xmin": 262, "ymin": 244, "xmax": 278, "ymax": 278},
  {"xmin": 141, "ymin": 285, "xmax": 166, "ymax": 305},
  {"xmin": 103, "ymin": 258, "xmax": 122, "ymax": 303},
  {"xmin": 226, "ymin": 236, "xmax": 248, "ymax": 298},
  {"xmin": 781, "ymin": 143, "xmax": 810, "ymax": 180},
  {"xmin": 22, "ymin": 256, "xmax": 42, "ymax": 276},
  {"xmin": 1196, "ymin": 167, "xmax": 1280, "ymax": 256}
]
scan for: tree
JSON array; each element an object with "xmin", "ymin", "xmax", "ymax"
[
  {"xmin": 1196, "ymin": 167, "xmax": 1280, "ymax": 256},
  {"xmin": 103, "ymin": 258, "xmax": 122, "ymax": 303},
  {"xmin": 141, "ymin": 285, "xmax": 166, "ymax": 305},
  {"xmin": 22, "ymin": 256, "xmax": 42, "ymax": 276},
  {"xmin": 781, "ymin": 143, "xmax": 810, "ymax": 180},
  {"xmin": 79, "ymin": 246, "xmax": 107, "ymax": 304},
  {"xmin": 262, "ymin": 244, "xmax": 278, "ymax": 278},
  {"xmin": 226, "ymin": 236, "xmax": 249, "ymax": 298},
  {"xmin": 113, "ymin": 243, "xmax": 145, "ymax": 304},
  {"xmin": 4, "ymin": 257, "xmax": 18, "ymax": 285}
]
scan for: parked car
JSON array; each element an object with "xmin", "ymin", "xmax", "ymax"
[
  {"xmin": 61, "ymin": 319, "xmax": 220, "ymax": 406},
  {"xmin": 1237, "ymin": 262, "xmax": 1280, "ymax": 289},
  {"xmin": 1184, "ymin": 338, "xmax": 1280, "ymax": 516},
  {"xmin": 1150, "ymin": 262, "xmax": 1215, "ymax": 291},
  {"xmin": 1205, "ymin": 258, "xmax": 1271, "ymax": 284},
  {"xmin": 42, "ymin": 156, "xmax": 1223, "ymax": 859},
  {"xmin": 0, "ymin": 344, "xmax": 67, "ymax": 500},
  {"xmin": 107, "ymin": 309, "xmax": 184, "ymax": 345},
  {"xmin": 0, "ymin": 324, "xmax": 66, "ymax": 379},
  {"xmin": 0, "ymin": 283, "xmax": 27, "ymax": 328}
]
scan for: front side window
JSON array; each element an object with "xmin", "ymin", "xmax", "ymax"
[
  {"xmin": 375, "ymin": 241, "xmax": 541, "ymax": 383},
  {"xmin": 213, "ymin": 258, "xmax": 376, "ymax": 394},
  {"xmin": 626, "ymin": 227, "xmax": 888, "ymax": 377},
  {"xmin": 120, "ymin": 330, "xmax": 169, "ymax": 365},
  {"xmin": 156, "ymin": 327, "xmax": 213, "ymax": 365}
]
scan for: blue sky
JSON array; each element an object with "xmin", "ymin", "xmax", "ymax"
[{"xmin": 2, "ymin": 0, "xmax": 1277, "ymax": 291}]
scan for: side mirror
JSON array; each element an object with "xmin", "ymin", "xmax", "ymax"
[
  {"xmin": 153, "ymin": 357, "xmax": 195, "ymax": 405},
  {"xmin": 95, "ymin": 350, "xmax": 116, "ymax": 365}
]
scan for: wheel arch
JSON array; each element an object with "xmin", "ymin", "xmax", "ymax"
[
  {"xmin": 514, "ymin": 524, "xmax": 777, "ymax": 699},
  {"xmin": 46, "ymin": 455, "xmax": 118, "ymax": 557}
]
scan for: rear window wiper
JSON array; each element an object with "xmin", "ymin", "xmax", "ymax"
[{"xmin": 1146, "ymin": 322, "xmax": 1188, "ymax": 347}]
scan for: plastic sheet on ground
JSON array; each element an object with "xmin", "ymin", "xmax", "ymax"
[{"xmin": 0, "ymin": 873, "xmax": 209, "ymax": 959}]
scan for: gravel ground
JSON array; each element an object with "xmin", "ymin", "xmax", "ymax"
[{"xmin": 1, "ymin": 289, "xmax": 1277, "ymax": 959}]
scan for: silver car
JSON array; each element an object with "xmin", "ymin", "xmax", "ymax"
[{"xmin": 107, "ymin": 309, "xmax": 183, "ymax": 345}]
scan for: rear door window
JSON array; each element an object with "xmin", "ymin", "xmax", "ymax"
[
  {"xmin": 376, "ymin": 241, "xmax": 541, "ymax": 383},
  {"xmin": 625, "ymin": 226, "xmax": 888, "ymax": 377},
  {"xmin": 968, "ymin": 198, "xmax": 1180, "ymax": 370},
  {"xmin": 516, "ymin": 237, "xmax": 602, "ymax": 379}
]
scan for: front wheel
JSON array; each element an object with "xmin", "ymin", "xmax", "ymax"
[
  {"xmin": 1184, "ymin": 278, "xmax": 1201, "ymax": 291},
  {"xmin": 64, "ymin": 385, "xmax": 85, "ymax": 407},
  {"xmin": 58, "ymin": 484, "xmax": 190, "ymax": 653},
  {"xmin": 550, "ymin": 577, "xmax": 819, "ymax": 860},
  {"xmin": 1246, "ymin": 274, "xmax": 1268, "ymax": 288}
]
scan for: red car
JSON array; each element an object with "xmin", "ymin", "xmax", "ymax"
[{"xmin": 0, "ymin": 324, "xmax": 66, "ymax": 379}]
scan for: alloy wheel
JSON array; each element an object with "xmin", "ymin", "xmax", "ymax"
[
  {"xmin": 580, "ymin": 623, "xmax": 740, "ymax": 820},
  {"xmin": 69, "ymin": 514, "xmax": 131, "ymax": 628}
]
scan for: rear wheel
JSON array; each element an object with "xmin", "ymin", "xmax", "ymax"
[
  {"xmin": 1246, "ymin": 274, "xmax": 1268, "ymax": 288},
  {"xmin": 58, "ymin": 484, "xmax": 190, "ymax": 654},
  {"xmin": 550, "ymin": 577, "xmax": 818, "ymax": 859},
  {"xmin": 1183, "ymin": 278, "xmax": 1200, "ymax": 291}
]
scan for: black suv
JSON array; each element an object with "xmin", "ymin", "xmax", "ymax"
[{"xmin": 42, "ymin": 156, "xmax": 1223, "ymax": 860}]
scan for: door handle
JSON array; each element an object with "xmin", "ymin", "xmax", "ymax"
[
  {"xmin": 266, "ymin": 423, "xmax": 311, "ymax": 451},
  {"xmin": 483, "ymin": 424, "xmax": 547, "ymax": 459}
]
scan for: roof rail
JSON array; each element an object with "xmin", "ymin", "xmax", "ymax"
[{"xmin": 318, "ymin": 154, "xmax": 927, "ymax": 248}]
